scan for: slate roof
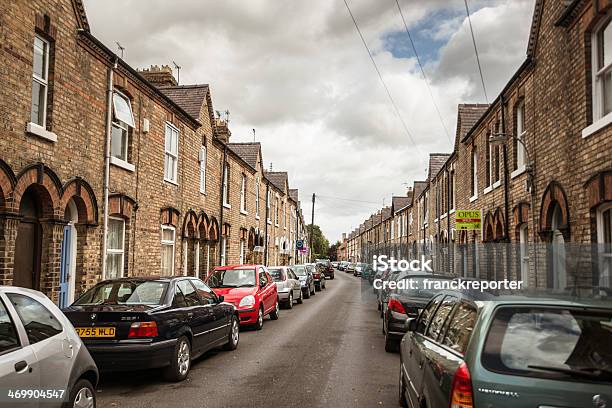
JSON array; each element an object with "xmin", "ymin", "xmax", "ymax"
[
  {"xmin": 428, "ymin": 153, "xmax": 451, "ymax": 180},
  {"xmin": 381, "ymin": 206, "xmax": 392, "ymax": 221},
  {"xmin": 289, "ymin": 189, "xmax": 299, "ymax": 202},
  {"xmin": 228, "ymin": 142, "xmax": 260, "ymax": 170},
  {"xmin": 158, "ymin": 85, "xmax": 209, "ymax": 119},
  {"xmin": 265, "ymin": 171, "xmax": 288, "ymax": 192},
  {"xmin": 392, "ymin": 195, "xmax": 412, "ymax": 213},
  {"xmin": 72, "ymin": 0, "xmax": 90, "ymax": 31},
  {"xmin": 413, "ymin": 181, "xmax": 428, "ymax": 200},
  {"xmin": 455, "ymin": 104, "xmax": 489, "ymax": 149}
]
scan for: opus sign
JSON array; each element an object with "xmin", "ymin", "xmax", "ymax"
[{"xmin": 455, "ymin": 209, "xmax": 481, "ymax": 230}]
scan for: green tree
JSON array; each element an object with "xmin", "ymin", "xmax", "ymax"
[
  {"xmin": 307, "ymin": 224, "xmax": 329, "ymax": 260},
  {"xmin": 328, "ymin": 240, "xmax": 341, "ymax": 261}
]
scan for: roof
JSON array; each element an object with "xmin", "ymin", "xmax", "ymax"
[
  {"xmin": 265, "ymin": 171, "xmax": 288, "ymax": 192},
  {"xmin": 413, "ymin": 181, "xmax": 428, "ymax": 200},
  {"xmin": 72, "ymin": 0, "xmax": 90, "ymax": 32},
  {"xmin": 381, "ymin": 206, "xmax": 392, "ymax": 221},
  {"xmin": 227, "ymin": 142, "xmax": 261, "ymax": 170},
  {"xmin": 158, "ymin": 85, "xmax": 209, "ymax": 119},
  {"xmin": 455, "ymin": 104, "xmax": 489, "ymax": 149},
  {"xmin": 289, "ymin": 189, "xmax": 299, "ymax": 202},
  {"xmin": 428, "ymin": 153, "xmax": 451, "ymax": 179},
  {"xmin": 392, "ymin": 195, "xmax": 412, "ymax": 213}
]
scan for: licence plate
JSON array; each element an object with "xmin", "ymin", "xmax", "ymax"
[{"xmin": 75, "ymin": 327, "xmax": 115, "ymax": 338}]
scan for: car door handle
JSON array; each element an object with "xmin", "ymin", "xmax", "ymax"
[
  {"xmin": 418, "ymin": 360, "xmax": 424, "ymax": 369},
  {"xmin": 14, "ymin": 361, "xmax": 30, "ymax": 373}
]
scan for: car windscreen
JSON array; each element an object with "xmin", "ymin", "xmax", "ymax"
[
  {"xmin": 482, "ymin": 306, "xmax": 612, "ymax": 382},
  {"xmin": 305, "ymin": 265, "xmax": 315, "ymax": 273},
  {"xmin": 294, "ymin": 266, "xmax": 307, "ymax": 276},
  {"xmin": 268, "ymin": 268, "xmax": 283, "ymax": 282},
  {"xmin": 207, "ymin": 269, "xmax": 257, "ymax": 288},
  {"xmin": 73, "ymin": 281, "xmax": 168, "ymax": 306}
]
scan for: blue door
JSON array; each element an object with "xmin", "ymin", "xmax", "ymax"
[{"xmin": 59, "ymin": 225, "xmax": 71, "ymax": 308}]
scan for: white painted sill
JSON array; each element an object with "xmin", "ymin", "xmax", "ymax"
[
  {"xmin": 441, "ymin": 213, "xmax": 447, "ymax": 220},
  {"xmin": 469, "ymin": 195, "xmax": 478, "ymax": 203},
  {"xmin": 582, "ymin": 112, "xmax": 612, "ymax": 138},
  {"xmin": 449, "ymin": 209, "xmax": 456, "ymax": 215},
  {"xmin": 255, "ymin": 215, "xmax": 260, "ymax": 220},
  {"xmin": 223, "ymin": 203, "xmax": 231, "ymax": 210},
  {"xmin": 484, "ymin": 180, "xmax": 501, "ymax": 195},
  {"xmin": 110, "ymin": 156, "xmax": 135, "ymax": 172},
  {"xmin": 27, "ymin": 122, "xmax": 57, "ymax": 142},
  {"xmin": 511, "ymin": 165, "xmax": 527, "ymax": 179},
  {"xmin": 240, "ymin": 209, "xmax": 248, "ymax": 215},
  {"xmin": 164, "ymin": 178, "xmax": 179, "ymax": 186}
]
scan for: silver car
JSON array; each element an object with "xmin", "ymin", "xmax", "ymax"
[
  {"xmin": 0, "ymin": 286, "xmax": 98, "ymax": 408},
  {"xmin": 268, "ymin": 266, "xmax": 303, "ymax": 309}
]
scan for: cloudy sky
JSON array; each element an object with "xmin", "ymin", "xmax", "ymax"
[{"xmin": 83, "ymin": 0, "xmax": 534, "ymax": 243}]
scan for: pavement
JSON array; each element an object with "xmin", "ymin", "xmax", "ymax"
[{"xmin": 96, "ymin": 270, "xmax": 400, "ymax": 408}]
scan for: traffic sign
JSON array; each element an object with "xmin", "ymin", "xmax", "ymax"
[{"xmin": 296, "ymin": 240, "xmax": 304, "ymax": 249}]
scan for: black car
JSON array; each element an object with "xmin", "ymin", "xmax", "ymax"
[
  {"xmin": 377, "ymin": 269, "xmax": 403, "ymax": 315},
  {"xmin": 316, "ymin": 259, "xmax": 335, "ymax": 280},
  {"xmin": 382, "ymin": 273, "xmax": 451, "ymax": 352},
  {"xmin": 64, "ymin": 276, "xmax": 239, "ymax": 382},
  {"xmin": 311, "ymin": 263, "xmax": 327, "ymax": 291}
]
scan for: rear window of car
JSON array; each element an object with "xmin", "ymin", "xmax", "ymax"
[
  {"xmin": 268, "ymin": 268, "xmax": 283, "ymax": 282},
  {"xmin": 294, "ymin": 266, "xmax": 306, "ymax": 276},
  {"xmin": 74, "ymin": 281, "xmax": 168, "ymax": 306},
  {"xmin": 482, "ymin": 306, "xmax": 612, "ymax": 382}
]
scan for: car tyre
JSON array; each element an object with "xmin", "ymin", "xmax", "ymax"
[
  {"xmin": 223, "ymin": 315, "xmax": 239, "ymax": 351},
  {"xmin": 64, "ymin": 378, "xmax": 95, "ymax": 408},
  {"xmin": 304, "ymin": 289, "xmax": 310, "ymax": 299},
  {"xmin": 399, "ymin": 366, "xmax": 409, "ymax": 408},
  {"xmin": 270, "ymin": 300, "xmax": 280, "ymax": 320},
  {"xmin": 286, "ymin": 292, "xmax": 293, "ymax": 309},
  {"xmin": 164, "ymin": 336, "xmax": 191, "ymax": 382},
  {"xmin": 297, "ymin": 291, "xmax": 303, "ymax": 304},
  {"xmin": 254, "ymin": 306, "xmax": 264, "ymax": 330},
  {"xmin": 385, "ymin": 333, "xmax": 398, "ymax": 353}
]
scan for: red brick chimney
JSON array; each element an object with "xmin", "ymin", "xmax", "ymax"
[
  {"xmin": 138, "ymin": 64, "xmax": 177, "ymax": 87},
  {"xmin": 214, "ymin": 118, "xmax": 231, "ymax": 143}
]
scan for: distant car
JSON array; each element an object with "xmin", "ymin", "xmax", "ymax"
[
  {"xmin": 1, "ymin": 286, "xmax": 99, "ymax": 408},
  {"xmin": 65, "ymin": 276, "xmax": 239, "ymax": 382},
  {"xmin": 338, "ymin": 261, "xmax": 349, "ymax": 271},
  {"xmin": 378, "ymin": 269, "xmax": 403, "ymax": 315},
  {"xmin": 331, "ymin": 261, "xmax": 339, "ymax": 268},
  {"xmin": 309, "ymin": 263, "xmax": 327, "ymax": 291},
  {"xmin": 316, "ymin": 259, "xmax": 335, "ymax": 279},
  {"xmin": 268, "ymin": 266, "xmax": 303, "ymax": 309},
  {"xmin": 207, "ymin": 265, "xmax": 279, "ymax": 330},
  {"xmin": 346, "ymin": 263, "xmax": 356, "ymax": 273},
  {"xmin": 400, "ymin": 290, "xmax": 612, "ymax": 408},
  {"xmin": 382, "ymin": 273, "xmax": 451, "ymax": 352},
  {"xmin": 353, "ymin": 262, "xmax": 368, "ymax": 277},
  {"xmin": 293, "ymin": 264, "xmax": 316, "ymax": 299}
]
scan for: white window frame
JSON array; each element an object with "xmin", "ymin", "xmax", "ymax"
[
  {"xmin": 164, "ymin": 123, "xmax": 179, "ymax": 184},
  {"xmin": 519, "ymin": 224, "xmax": 529, "ymax": 287},
  {"xmin": 597, "ymin": 202, "xmax": 612, "ymax": 288},
  {"xmin": 199, "ymin": 145, "xmax": 207, "ymax": 194},
  {"xmin": 515, "ymin": 102, "xmax": 527, "ymax": 170},
  {"xmin": 31, "ymin": 34, "xmax": 49, "ymax": 128},
  {"xmin": 240, "ymin": 174, "xmax": 247, "ymax": 213},
  {"xmin": 239, "ymin": 239, "xmax": 245, "ymax": 264},
  {"xmin": 106, "ymin": 217, "xmax": 125, "ymax": 279},
  {"xmin": 255, "ymin": 177, "xmax": 260, "ymax": 218},
  {"xmin": 220, "ymin": 236, "xmax": 227, "ymax": 266},
  {"xmin": 470, "ymin": 149, "xmax": 478, "ymax": 201},
  {"xmin": 266, "ymin": 190, "xmax": 271, "ymax": 223},
  {"xmin": 275, "ymin": 196, "xmax": 279, "ymax": 226},
  {"xmin": 161, "ymin": 225, "xmax": 176, "ymax": 275},
  {"xmin": 222, "ymin": 163, "xmax": 230, "ymax": 208}
]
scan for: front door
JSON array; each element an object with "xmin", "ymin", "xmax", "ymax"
[{"xmin": 59, "ymin": 226, "xmax": 72, "ymax": 308}]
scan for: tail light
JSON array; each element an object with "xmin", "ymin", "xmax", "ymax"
[
  {"xmin": 128, "ymin": 321, "xmax": 158, "ymax": 338},
  {"xmin": 450, "ymin": 362, "xmax": 474, "ymax": 408},
  {"xmin": 388, "ymin": 298, "xmax": 406, "ymax": 314}
]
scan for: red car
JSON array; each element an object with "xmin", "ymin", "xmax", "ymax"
[{"xmin": 206, "ymin": 264, "xmax": 279, "ymax": 330}]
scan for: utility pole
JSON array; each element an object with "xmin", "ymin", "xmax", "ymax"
[{"xmin": 309, "ymin": 193, "xmax": 315, "ymax": 262}]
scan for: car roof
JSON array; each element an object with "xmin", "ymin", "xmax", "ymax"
[
  {"xmin": 213, "ymin": 264, "xmax": 261, "ymax": 270},
  {"xmin": 92, "ymin": 276, "xmax": 187, "ymax": 284}
]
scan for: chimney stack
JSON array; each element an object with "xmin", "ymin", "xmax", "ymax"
[
  {"xmin": 214, "ymin": 118, "xmax": 231, "ymax": 143},
  {"xmin": 137, "ymin": 64, "xmax": 177, "ymax": 87}
]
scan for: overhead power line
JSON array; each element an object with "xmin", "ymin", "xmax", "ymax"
[
  {"xmin": 464, "ymin": 0, "xmax": 488, "ymax": 103},
  {"xmin": 395, "ymin": 0, "xmax": 452, "ymax": 145},
  {"xmin": 315, "ymin": 194, "xmax": 380, "ymax": 205},
  {"xmin": 342, "ymin": 0, "xmax": 422, "ymax": 157}
]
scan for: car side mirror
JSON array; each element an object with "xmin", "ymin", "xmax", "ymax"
[
  {"xmin": 405, "ymin": 318, "xmax": 417, "ymax": 332},
  {"xmin": 217, "ymin": 295, "xmax": 224, "ymax": 303}
]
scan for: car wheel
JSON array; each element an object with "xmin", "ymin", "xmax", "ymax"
[
  {"xmin": 311, "ymin": 285, "xmax": 316, "ymax": 295},
  {"xmin": 377, "ymin": 301, "xmax": 381, "ymax": 311},
  {"xmin": 270, "ymin": 300, "xmax": 280, "ymax": 320},
  {"xmin": 304, "ymin": 289, "xmax": 310, "ymax": 299},
  {"xmin": 297, "ymin": 291, "xmax": 303, "ymax": 304},
  {"xmin": 223, "ymin": 315, "xmax": 239, "ymax": 351},
  {"xmin": 399, "ymin": 366, "xmax": 409, "ymax": 408},
  {"xmin": 385, "ymin": 333, "xmax": 398, "ymax": 353},
  {"xmin": 64, "ymin": 378, "xmax": 95, "ymax": 408},
  {"xmin": 286, "ymin": 292, "xmax": 293, "ymax": 309},
  {"xmin": 254, "ymin": 306, "xmax": 264, "ymax": 330},
  {"xmin": 164, "ymin": 336, "xmax": 191, "ymax": 382}
]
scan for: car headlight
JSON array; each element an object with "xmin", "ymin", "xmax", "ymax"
[{"xmin": 239, "ymin": 295, "xmax": 256, "ymax": 308}]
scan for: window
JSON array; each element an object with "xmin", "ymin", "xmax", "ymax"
[
  {"xmin": 161, "ymin": 225, "xmax": 176, "ymax": 275},
  {"xmin": 240, "ymin": 174, "xmax": 247, "ymax": 212},
  {"xmin": 441, "ymin": 302, "xmax": 477, "ymax": 355},
  {"xmin": 416, "ymin": 295, "xmax": 442, "ymax": 334},
  {"xmin": 220, "ymin": 236, "xmax": 227, "ymax": 266},
  {"xmin": 222, "ymin": 163, "xmax": 230, "ymax": 207},
  {"xmin": 7, "ymin": 294, "xmax": 62, "ymax": 345},
  {"xmin": 199, "ymin": 146, "xmax": 206, "ymax": 193},
  {"xmin": 519, "ymin": 224, "xmax": 529, "ymax": 287},
  {"xmin": 255, "ymin": 177, "xmax": 260, "ymax": 217},
  {"xmin": 598, "ymin": 203, "xmax": 612, "ymax": 288},
  {"xmin": 471, "ymin": 148, "xmax": 478, "ymax": 198},
  {"xmin": 110, "ymin": 91, "xmax": 136, "ymax": 164},
  {"xmin": 239, "ymin": 239, "xmax": 245, "ymax": 264},
  {"xmin": 191, "ymin": 279, "xmax": 217, "ymax": 305},
  {"xmin": 426, "ymin": 296, "xmax": 456, "ymax": 341},
  {"xmin": 164, "ymin": 123, "xmax": 179, "ymax": 183},
  {"xmin": 275, "ymin": 197, "xmax": 279, "ymax": 225},
  {"xmin": 31, "ymin": 35, "xmax": 49, "ymax": 127},
  {"xmin": 593, "ymin": 19, "xmax": 612, "ymax": 121},
  {"xmin": 259, "ymin": 269, "xmax": 269, "ymax": 287},
  {"xmin": 266, "ymin": 190, "xmax": 271, "ymax": 222},
  {"xmin": 177, "ymin": 280, "xmax": 199, "ymax": 307},
  {"xmin": 515, "ymin": 102, "xmax": 526, "ymax": 169},
  {"xmin": 106, "ymin": 217, "xmax": 125, "ymax": 279},
  {"xmin": 450, "ymin": 170, "xmax": 455, "ymax": 210},
  {"xmin": 0, "ymin": 298, "xmax": 20, "ymax": 354}
]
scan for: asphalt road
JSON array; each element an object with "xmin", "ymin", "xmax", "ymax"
[{"xmin": 96, "ymin": 270, "xmax": 400, "ymax": 408}]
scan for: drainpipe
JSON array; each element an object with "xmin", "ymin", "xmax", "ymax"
[
  {"xmin": 101, "ymin": 57, "xmax": 118, "ymax": 280},
  {"xmin": 264, "ymin": 182, "xmax": 270, "ymax": 265},
  {"xmin": 219, "ymin": 145, "xmax": 227, "ymax": 265},
  {"xmin": 501, "ymin": 96, "xmax": 511, "ymax": 281}
]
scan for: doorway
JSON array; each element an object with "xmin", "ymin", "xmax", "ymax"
[
  {"xmin": 13, "ymin": 188, "xmax": 43, "ymax": 289},
  {"xmin": 59, "ymin": 199, "xmax": 78, "ymax": 307},
  {"xmin": 551, "ymin": 204, "xmax": 567, "ymax": 290}
]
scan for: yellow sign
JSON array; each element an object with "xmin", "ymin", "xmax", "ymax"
[
  {"xmin": 75, "ymin": 327, "xmax": 116, "ymax": 338},
  {"xmin": 455, "ymin": 210, "xmax": 481, "ymax": 230}
]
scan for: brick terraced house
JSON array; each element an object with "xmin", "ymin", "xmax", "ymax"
[
  {"xmin": 0, "ymin": 0, "xmax": 307, "ymax": 305},
  {"xmin": 345, "ymin": 0, "xmax": 612, "ymax": 291}
]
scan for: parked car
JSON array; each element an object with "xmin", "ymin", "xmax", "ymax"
[
  {"xmin": 316, "ymin": 259, "xmax": 335, "ymax": 279},
  {"xmin": 338, "ymin": 261, "xmax": 349, "ymax": 271},
  {"xmin": 353, "ymin": 262, "xmax": 369, "ymax": 277},
  {"xmin": 0, "ymin": 286, "xmax": 99, "ymax": 408},
  {"xmin": 377, "ymin": 268, "xmax": 403, "ymax": 314},
  {"xmin": 207, "ymin": 265, "xmax": 279, "ymax": 330},
  {"xmin": 382, "ymin": 273, "xmax": 451, "ymax": 352},
  {"xmin": 293, "ymin": 264, "xmax": 316, "ymax": 299},
  {"xmin": 309, "ymin": 263, "xmax": 327, "ymax": 291},
  {"xmin": 64, "ymin": 276, "xmax": 239, "ymax": 382},
  {"xmin": 361, "ymin": 263, "xmax": 374, "ymax": 281},
  {"xmin": 268, "ymin": 266, "xmax": 303, "ymax": 309},
  {"xmin": 399, "ymin": 290, "xmax": 612, "ymax": 408},
  {"xmin": 346, "ymin": 263, "xmax": 356, "ymax": 274},
  {"xmin": 331, "ymin": 261, "xmax": 339, "ymax": 268}
]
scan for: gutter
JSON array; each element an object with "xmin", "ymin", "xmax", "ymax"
[{"xmin": 101, "ymin": 56, "xmax": 118, "ymax": 279}]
